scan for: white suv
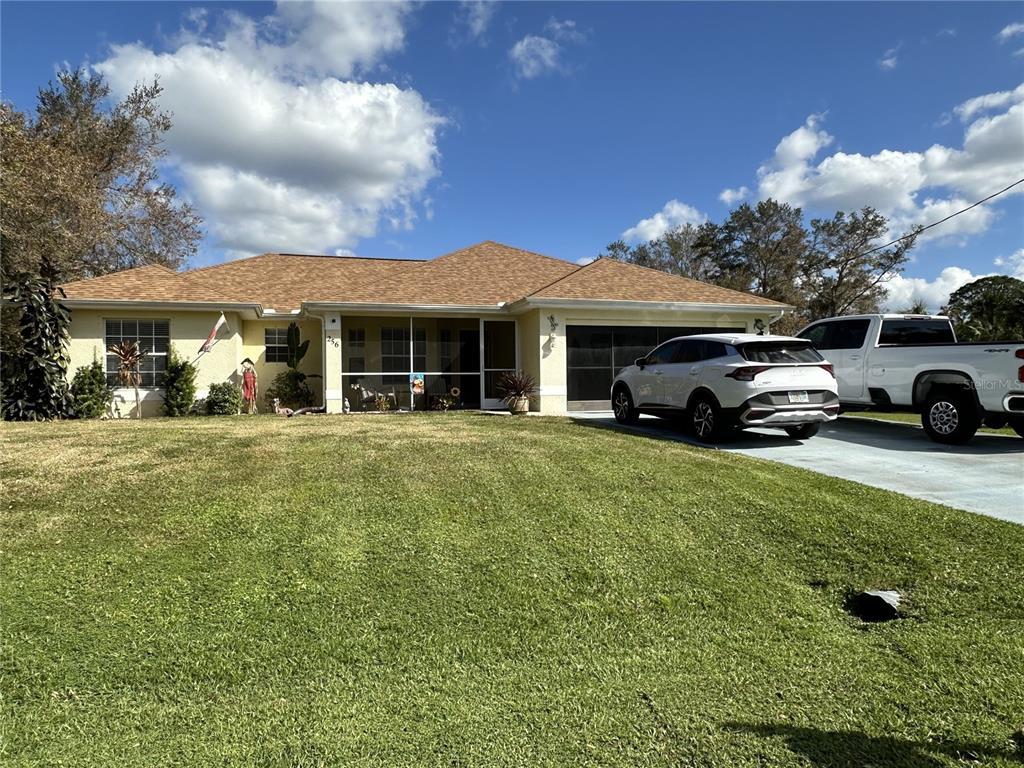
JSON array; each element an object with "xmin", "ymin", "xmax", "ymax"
[{"xmin": 611, "ymin": 334, "xmax": 840, "ymax": 442}]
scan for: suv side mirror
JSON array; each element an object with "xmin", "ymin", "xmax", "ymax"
[{"xmin": 635, "ymin": 357, "xmax": 647, "ymax": 369}]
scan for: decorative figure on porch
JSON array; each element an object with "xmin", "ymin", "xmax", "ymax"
[{"xmin": 241, "ymin": 358, "xmax": 258, "ymax": 414}]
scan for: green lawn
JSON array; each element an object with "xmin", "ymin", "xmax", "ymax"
[
  {"xmin": 843, "ymin": 410, "xmax": 1018, "ymax": 436},
  {"xmin": 2, "ymin": 414, "xmax": 1022, "ymax": 767}
]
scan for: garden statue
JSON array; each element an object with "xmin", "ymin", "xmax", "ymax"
[{"xmin": 241, "ymin": 358, "xmax": 258, "ymax": 414}]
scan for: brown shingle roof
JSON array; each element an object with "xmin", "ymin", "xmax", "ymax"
[
  {"xmin": 60, "ymin": 265, "xmax": 239, "ymax": 305},
  {"xmin": 529, "ymin": 258, "xmax": 787, "ymax": 307},
  {"xmin": 58, "ymin": 241, "xmax": 783, "ymax": 311}
]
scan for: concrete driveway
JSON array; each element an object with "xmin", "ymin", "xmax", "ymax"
[{"xmin": 572, "ymin": 413, "xmax": 1024, "ymax": 524}]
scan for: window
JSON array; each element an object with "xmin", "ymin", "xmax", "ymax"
[
  {"xmin": 879, "ymin": 319, "xmax": 955, "ymax": 345},
  {"xmin": 381, "ymin": 327, "xmax": 409, "ymax": 372},
  {"xmin": 798, "ymin": 323, "xmax": 829, "ymax": 347},
  {"xmin": 347, "ymin": 328, "xmax": 365, "ymax": 373},
  {"xmin": 828, "ymin": 319, "xmax": 871, "ymax": 350},
  {"xmin": 799, "ymin": 319, "xmax": 870, "ymax": 350},
  {"xmin": 265, "ymin": 327, "xmax": 289, "ymax": 363},
  {"xmin": 647, "ymin": 340, "xmax": 681, "ymax": 365},
  {"xmin": 739, "ymin": 342, "xmax": 823, "ymax": 364},
  {"xmin": 695, "ymin": 340, "xmax": 728, "ymax": 361},
  {"xmin": 413, "ymin": 327, "xmax": 427, "ymax": 372},
  {"xmin": 104, "ymin": 319, "xmax": 169, "ymax": 388}
]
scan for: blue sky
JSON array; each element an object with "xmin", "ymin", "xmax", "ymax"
[{"xmin": 2, "ymin": 1, "xmax": 1023, "ymax": 308}]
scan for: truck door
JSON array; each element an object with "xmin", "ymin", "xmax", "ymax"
[{"xmin": 800, "ymin": 319, "xmax": 872, "ymax": 401}]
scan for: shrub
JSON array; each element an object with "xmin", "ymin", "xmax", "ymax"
[
  {"xmin": 162, "ymin": 348, "xmax": 197, "ymax": 417},
  {"xmin": 205, "ymin": 382, "xmax": 243, "ymax": 416},
  {"xmin": 265, "ymin": 368, "xmax": 313, "ymax": 410},
  {"xmin": 69, "ymin": 360, "xmax": 112, "ymax": 418}
]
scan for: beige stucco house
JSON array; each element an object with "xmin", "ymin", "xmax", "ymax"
[{"xmin": 59, "ymin": 241, "xmax": 787, "ymax": 416}]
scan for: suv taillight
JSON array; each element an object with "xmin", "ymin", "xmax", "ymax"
[
  {"xmin": 1016, "ymin": 349, "xmax": 1024, "ymax": 383},
  {"xmin": 819, "ymin": 363, "xmax": 835, "ymax": 378},
  {"xmin": 726, "ymin": 366, "xmax": 770, "ymax": 381}
]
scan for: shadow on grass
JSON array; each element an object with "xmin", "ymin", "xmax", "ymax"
[{"xmin": 725, "ymin": 722, "xmax": 1023, "ymax": 767}]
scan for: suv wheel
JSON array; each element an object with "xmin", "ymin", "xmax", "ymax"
[
  {"xmin": 612, "ymin": 385, "xmax": 638, "ymax": 425},
  {"xmin": 784, "ymin": 423, "xmax": 820, "ymax": 440},
  {"xmin": 690, "ymin": 393, "xmax": 729, "ymax": 443},
  {"xmin": 921, "ymin": 390, "xmax": 979, "ymax": 445}
]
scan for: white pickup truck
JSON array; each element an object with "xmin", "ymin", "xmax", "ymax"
[{"xmin": 796, "ymin": 314, "xmax": 1024, "ymax": 444}]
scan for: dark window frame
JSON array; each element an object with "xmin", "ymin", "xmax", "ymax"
[{"xmin": 265, "ymin": 327, "xmax": 289, "ymax": 363}]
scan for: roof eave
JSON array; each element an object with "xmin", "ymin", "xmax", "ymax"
[
  {"xmin": 62, "ymin": 298, "xmax": 265, "ymax": 319},
  {"xmin": 508, "ymin": 297, "xmax": 792, "ymax": 313},
  {"xmin": 301, "ymin": 301, "xmax": 510, "ymax": 315}
]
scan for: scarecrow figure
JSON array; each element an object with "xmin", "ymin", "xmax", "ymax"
[{"xmin": 241, "ymin": 358, "xmax": 258, "ymax": 414}]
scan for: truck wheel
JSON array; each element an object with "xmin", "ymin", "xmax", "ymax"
[
  {"xmin": 1009, "ymin": 417, "xmax": 1024, "ymax": 439},
  {"xmin": 921, "ymin": 390, "xmax": 979, "ymax": 445},
  {"xmin": 784, "ymin": 423, "xmax": 820, "ymax": 440}
]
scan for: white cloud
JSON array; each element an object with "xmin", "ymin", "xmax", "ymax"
[
  {"xmin": 452, "ymin": 1, "xmax": 498, "ymax": 45},
  {"xmin": 95, "ymin": 1, "xmax": 443, "ymax": 257},
  {"xmin": 544, "ymin": 17, "xmax": 587, "ymax": 44},
  {"xmin": 878, "ymin": 45, "xmax": 900, "ymax": 70},
  {"xmin": 753, "ymin": 88, "xmax": 1024, "ymax": 243},
  {"xmin": 509, "ymin": 35, "xmax": 561, "ymax": 79},
  {"xmin": 953, "ymin": 83, "xmax": 1024, "ymax": 122},
  {"xmin": 718, "ymin": 186, "xmax": 749, "ymax": 206},
  {"xmin": 883, "ymin": 266, "xmax": 991, "ymax": 312},
  {"xmin": 509, "ymin": 17, "xmax": 586, "ymax": 80},
  {"xmin": 994, "ymin": 248, "xmax": 1024, "ymax": 279},
  {"xmin": 622, "ymin": 200, "xmax": 706, "ymax": 242},
  {"xmin": 575, "ymin": 256, "xmax": 595, "ymax": 266},
  {"xmin": 996, "ymin": 22, "xmax": 1024, "ymax": 43}
]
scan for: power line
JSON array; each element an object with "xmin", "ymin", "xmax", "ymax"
[{"xmin": 859, "ymin": 176, "xmax": 1024, "ymax": 258}]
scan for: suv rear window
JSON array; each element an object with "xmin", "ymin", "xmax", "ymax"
[
  {"xmin": 879, "ymin": 319, "xmax": 955, "ymax": 345},
  {"xmin": 739, "ymin": 342, "xmax": 823, "ymax": 364}
]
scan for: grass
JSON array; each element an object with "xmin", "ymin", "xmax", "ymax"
[
  {"xmin": 842, "ymin": 410, "xmax": 1018, "ymax": 436},
  {"xmin": 2, "ymin": 413, "xmax": 1022, "ymax": 767}
]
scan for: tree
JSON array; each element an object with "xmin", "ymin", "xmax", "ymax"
[
  {"xmin": 600, "ymin": 223, "xmax": 724, "ymax": 284},
  {"xmin": 712, "ymin": 200, "xmax": 808, "ymax": 304},
  {"xmin": 0, "ymin": 270, "xmax": 73, "ymax": 421},
  {"xmin": 162, "ymin": 348, "xmax": 197, "ymax": 417},
  {"xmin": 802, "ymin": 208, "xmax": 917, "ymax": 321},
  {"xmin": 70, "ymin": 360, "xmax": 113, "ymax": 419},
  {"xmin": 2, "ymin": 70, "xmax": 202, "ymax": 396},
  {"xmin": 897, "ymin": 299, "xmax": 930, "ymax": 315},
  {"xmin": 1, "ymin": 69, "xmax": 202, "ymax": 282},
  {"xmin": 942, "ymin": 276, "xmax": 1024, "ymax": 342}
]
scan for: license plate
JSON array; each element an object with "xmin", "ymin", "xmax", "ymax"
[{"xmin": 788, "ymin": 391, "xmax": 809, "ymax": 404}]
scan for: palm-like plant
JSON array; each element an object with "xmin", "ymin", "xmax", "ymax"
[{"xmin": 108, "ymin": 340, "xmax": 148, "ymax": 419}]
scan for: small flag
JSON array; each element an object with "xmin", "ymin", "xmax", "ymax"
[{"xmin": 199, "ymin": 313, "xmax": 228, "ymax": 354}]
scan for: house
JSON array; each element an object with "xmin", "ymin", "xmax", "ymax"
[{"xmin": 59, "ymin": 241, "xmax": 788, "ymax": 416}]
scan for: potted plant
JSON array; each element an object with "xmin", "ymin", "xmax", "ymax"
[{"xmin": 497, "ymin": 371, "xmax": 537, "ymax": 415}]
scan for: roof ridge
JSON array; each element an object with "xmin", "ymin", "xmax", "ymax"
[{"xmin": 524, "ymin": 258, "xmax": 592, "ymax": 298}]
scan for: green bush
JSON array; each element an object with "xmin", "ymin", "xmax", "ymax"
[
  {"xmin": 265, "ymin": 368, "xmax": 313, "ymax": 410},
  {"xmin": 69, "ymin": 360, "xmax": 112, "ymax": 419},
  {"xmin": 162, "ymin": 349, "xmax": 197, "ymax": 417},
  {"xmin": 205, "ymin": 382, "xmax": 243, "ymax": 416}
]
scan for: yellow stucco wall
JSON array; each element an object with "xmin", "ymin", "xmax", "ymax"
[
  {"xmin": 241, "ymin": 318, "xmax": 323, "ymax": 405},
  {"xmin": 66, "ymin": 308, "xmax": 323, "ymax": 416}
]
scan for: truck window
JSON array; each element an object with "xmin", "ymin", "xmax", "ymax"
[
  {"xmin": 647, "ymin": 340, "xmax": 681, "ymax": 365},
  {"xmin": 798, "ymin": 323, "xmax": 829, "ymax": 346},
  {"xmin": 798, "ymin": 319, "xmax": 869, "ymax": 350},
  {"xmin": 827, "ymin": 319, "xmax": 871, "ymax": 350},
  {"xmin": 878, "ymin": 319, "xmax": 955, "ymax": 345}
]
